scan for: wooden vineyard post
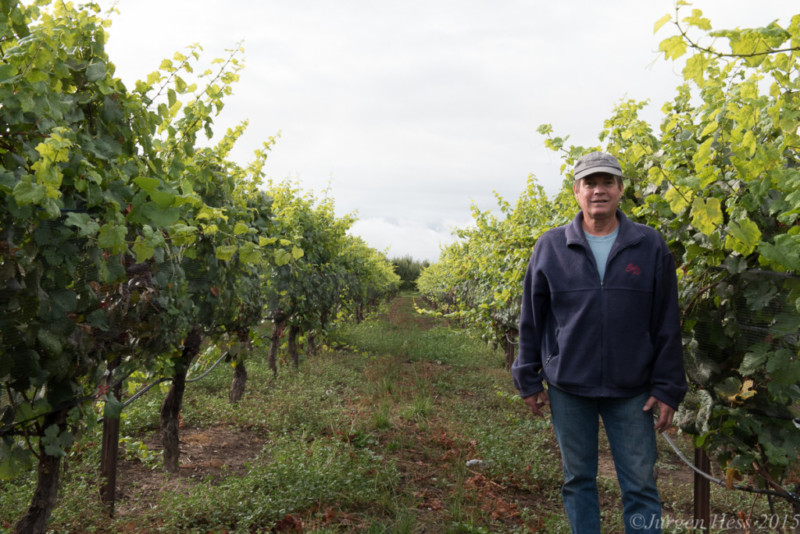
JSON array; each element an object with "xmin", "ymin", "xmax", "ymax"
[
  {"xmin": 100, "ymin": 360, "xmax": 122, "ymax": 514},
  {"xmin": 694, "ymin": 446, "xmax": 710, "ymax": 533}
]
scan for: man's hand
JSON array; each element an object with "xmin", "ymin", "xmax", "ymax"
[
  {"xmin": 523, "ymin": 390, "xmax": 550, "ymax": 416},
  {"xmin": 643, "ymin": 396, "xmax": 675, "ymax": 433}
]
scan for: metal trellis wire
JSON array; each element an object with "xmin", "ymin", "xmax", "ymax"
[{"xmin": 659, "ymin": 431, "xmax": 800, "ymax": 505}]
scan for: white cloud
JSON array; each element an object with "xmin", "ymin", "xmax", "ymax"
[
  {"xmin": 97, "ymin": 0, "xmax": 797, "ymax": 262},
  {"xmin": 349, "ymin": 217, "xmax": 468, "ymax": 262}
]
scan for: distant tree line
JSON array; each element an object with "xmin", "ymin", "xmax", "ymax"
[{"xmin": 391, "ymin": 256, "xmax": 430, "ymax": 292}]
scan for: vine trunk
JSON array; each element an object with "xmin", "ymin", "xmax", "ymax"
[{"xmin": 160, "ymin": 326, "xmax": 202, "ymax": 472}]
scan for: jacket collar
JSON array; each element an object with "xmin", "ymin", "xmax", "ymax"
[{"xmin": 565, "ymin": 209, "xmax": 644, "ymax": 250}]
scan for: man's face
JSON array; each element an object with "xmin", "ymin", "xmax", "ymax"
[{"xmin": 573, "ymin": 173, "xmax": 624, "ymax": 221}]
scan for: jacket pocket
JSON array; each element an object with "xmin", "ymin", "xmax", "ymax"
[
  {"xmin": 607, "ymin": 332, "xmax": 653, "ymax": 389},
  {"xmin": 542, "ymin": 352, "xmax": 558, "ymax": 381}
]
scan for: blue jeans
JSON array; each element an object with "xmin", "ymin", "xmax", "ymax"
[{"xmin": 548, "ymin": 386, "xmax": 661, "ymax": 534}]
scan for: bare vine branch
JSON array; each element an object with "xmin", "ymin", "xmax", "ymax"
[{"xmin": 673, "ymin": 10, "xmax": 800, "ymax": 60}]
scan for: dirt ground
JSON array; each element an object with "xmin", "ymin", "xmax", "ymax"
[{"xmin": 114, "ymin": 427, "xmax": 265, "ymax": 518}]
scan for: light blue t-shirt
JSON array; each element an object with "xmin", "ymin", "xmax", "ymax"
[{"xmin": 585, "ymin": 227, "xmax": 619, "ymax": 282}]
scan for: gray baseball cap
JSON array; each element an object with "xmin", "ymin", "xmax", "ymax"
[{"xmin": 573, "ymin": 152, "xmax": 622, "ymax": 181}]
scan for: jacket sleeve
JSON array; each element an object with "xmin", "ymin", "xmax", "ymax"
[
  {"xmin": 511, "ymin": 247, "xmax": 548, "ymax": 398},
  {"xmin": 648, "ymin": 238, "xmax": 688, "ymax": 409}
]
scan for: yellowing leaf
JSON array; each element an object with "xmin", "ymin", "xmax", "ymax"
[
  {"xmin": 693, "ymin": 137, "xmax": 715, "ymax": 173},
  {"xmin": 169, "ymin": 223, "xmax": 198, "ymax": 246},
  {"xmin": 683, "ymin": 54, "xmax": 710, "ymax": 87},
  {"xmin": 725, "ymin": 219, "xmax": 762, "ymax": 256},
  {"xmin": 691, "ymin": 197, "xmax": 723, "ymax": 236},
  {"xmin": 653, "ymin": 14, "xmax": 671, "ymax": 34},
  {"xmin": 195, "ymin": 206, "xmax": 227, "ymax": 222},
  {"xmin": 659, "ymin": 35, "xmax": 687, "ymax": 61},
  {"xmin": 741, "ymin": 130, "xmax": 757, "ymax": 158},
  {"xmin": 738, "ymin": 379, "xmax": 756, "ymax": 401},
  {"xmin": 274, "ymin": 248, "xmax": 291, "ymax": 266},
  {"xmin": 665, "ymin": 186, "xmax": 690, "ymax": 215},
  {"xmin": 740, "ymin": 80, "xmax": 759, "ymax": 100},
  {"xmin": 725, "ymin": 467, "xmax": 738, "ymax": 490},
  {"xmin": 233, "ymin": 222, "xmax": 250, "ymax": 235},
  {"xmin": 700, "ymin": 120, "xmax": 718, "ymax": 138},
  {"xmin": 682, "ymin": 9, "xmax": 711, "ymax": 31}
]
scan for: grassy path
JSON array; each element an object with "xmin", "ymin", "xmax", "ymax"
[{"xmin": 2, "ymin": 295, "xmax": 763, "ymax": 533}]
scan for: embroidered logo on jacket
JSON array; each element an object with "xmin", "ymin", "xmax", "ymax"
[{"xmin": 625, "ymin": 263, "xmax": 642, "ymax": 275}]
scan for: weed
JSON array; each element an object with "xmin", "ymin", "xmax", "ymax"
[
  {"xmin": 402, "ymin": 393, "xmax": 433, "ymax": 422},
  {"xmin": 120, "ymin": 436, "xmax": 161, "ymax": 468},
  {"xmin": 372, "ymin": 401, "xmax": 393, "ymax": 430},
  {"xmin": 157, "ymin": 435, "xmax": 397, "ymax": 532},
  {"xmin": 0, "ymin": 477, "xmax": 35, "ymax": 528}
]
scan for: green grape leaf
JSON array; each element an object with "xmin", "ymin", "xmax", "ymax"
[
  {"xmin": 12, "ymin": 177, "xmax": 46, "ymax": 205},
  {"xmin": 64, "ymin": 212, "xmax": 100, "ymax": 237},
  {"xmin": 132, "ymin": 236, "xmax": 155, "ymax": 262},
  {"xmin": 97, "ymin": 223, "xmax": 127, "ymax": 253},
  {"xmin": 42, "ymin": 424, "xmax": 74, "ymax": 458},
  {"xmin": 238, "ymin": 242, "xmax": 261, "ymax": 264},
  {"xmin": 133, "ymin": 176, "xmax": 160, "ymax": 192},
  {"xmin": 758, "ymin": 235, "xmax": 800, "ymax": 271},
  {"xmin": 215, "ymin": 245, "xmax": 237, "ymax": 261},
  {"xmin": 0, "ymin": 441, "xmax": 33, "ymax": 480},
  {"xmin": 0, "ymin": 64, "xmax": 19, "ymax": 82},
  {"xmin": 103, "ymin": 393, "xmax": 124, "ymax": 421},
  {"xmin": 140, "ymin": 202, "xmax": 181, "ymax": 227},
  {"xmin": 86, "ymin": 61, "xmax": 107, "ymax": 82},
  {"xmin": 739, "ymin": 348, "xmax": 768, "ymax": 376}
]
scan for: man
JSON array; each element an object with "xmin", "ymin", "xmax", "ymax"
[{"xmin": 511, "ymin": 151, "xmax": 687, "ymax": 533}]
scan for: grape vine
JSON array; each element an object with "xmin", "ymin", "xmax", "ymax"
[{"xmin": 0, "ymin": 2, "xmax": 399, "ymax": 532}]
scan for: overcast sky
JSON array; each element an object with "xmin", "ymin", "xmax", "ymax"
[{"xmin": 95, "ymin": 0, "xmax": 796, "ymax": 261}]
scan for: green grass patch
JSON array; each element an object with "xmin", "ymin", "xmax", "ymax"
[
  {"xmin": 158, "ymin": 435, "xmax": 396, "ymax": 532},
  {"xmin": 334, "ymin": 319, "xmax": 486, "ymax": 364}
]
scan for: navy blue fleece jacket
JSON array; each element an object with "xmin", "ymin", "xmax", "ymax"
[{"xmin": 511, "ymin": 210, "xmax": 687, "ymax": 409}]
